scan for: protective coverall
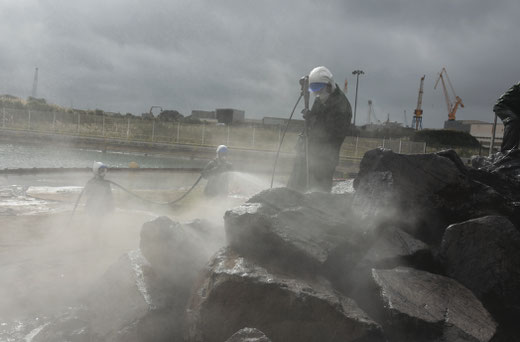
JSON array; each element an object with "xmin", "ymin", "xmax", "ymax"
[
  {"xmin": 84, "ymin": 175, "xmax": 114, "ymax": 216},
  {"xmin": 288, "ymin": 84, "xmax": 352, "ymax": 192},
  {"xmin": 494, "ymin": 82, "xmax": 520, "ymax": 152},
  {"xmin": 202, "ymin": 158, "xmax": 232, "ymax": 197}
]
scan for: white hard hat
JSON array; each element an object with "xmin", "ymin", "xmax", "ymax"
[
  {"xmin": 308, "ymin": 66, "xmax": 334, "ymax": 92},
  {"xmin": 92, "ymin": 161, "xmax": 108, "ymax": 175},
  {"xmin": 216, "ymin": 145, "xmax": 229, "ymax": 155}
]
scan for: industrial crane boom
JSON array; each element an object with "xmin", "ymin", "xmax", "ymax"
[
  {"xmin": 412, "ymin": 75, "xmax": 425, "ymax": 130},
  {"xmin": 434, "ymin": 67, "xmax": 464, "ymax": 121}
]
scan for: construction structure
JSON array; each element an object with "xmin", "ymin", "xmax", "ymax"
[
  {"xmin": 412, "ymin": 75, "xmax": 425, "ymax": 130},
  {"xmin": 216, "ymin": 108, "xmax": 245, "ymax": 125},
  {"xmin": 434, "ymin": 67, "xmax": 464, "ymax": 121},
  {"xmin": 444, "ymin": 119, "xmax": 504, "ymax": 149}
]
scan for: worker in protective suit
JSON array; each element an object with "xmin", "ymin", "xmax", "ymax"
[
  {"xmin": 288, "ymin": 66, "xmax": 352, "ymax": 192},
  {"xmin": 202, "ymin": 145, "xmax": 232, "ymax": 197},
  {"xmin": 83, "ymin": 162, "xmax": 114, "ymax": 216},
  {"xmin": 494, "ymin": 82, "xmax": 520, "ymax": 152}
]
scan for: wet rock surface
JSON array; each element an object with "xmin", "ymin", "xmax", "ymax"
[
  {"xmin": 440, "ymin": 216, "xmax": 520, "ymax": 317},
  {"xmin": 34, "ymin": 249, "xmax": 187, "ymax": 342},
  {"xmin": 368, "ymin": 267, "xmax": 497, "ymax": 342},
  {"xmin": 353, "ymin": 148, "xmax": 516, "ymax": 244},
  {"xmin": 185, "ymin": 247, "xmax": 384, "ymax": 342},
  {"xmin": 26, "ymin": 148, "xmax": 520, "ymax": 341},
  {"xmin": 224, "ymin": 327, "xmax": 272, "ymax": 342},
  {"xmin": 225, "ymin": 187, "xmax": 365, "ymax": 275}
]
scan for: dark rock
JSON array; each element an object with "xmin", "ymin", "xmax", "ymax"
[
  {"xmin": 33, "ymin": 250, "xmax": 186, "ymax": 341},
  {"xmin": 226, "ymin": 186, "xmax": 440, "ymax": 295},
  {"xmin": 247, "ymin": 187, "xmax": 306, "ymax": 210},
  {"xmin": 440, "ymin": 216, "xmax": 520, "ymax": 319},
  {"xmin": 364, "ymin": 225, "xmax": 431, "ymax": 267},
  {"xmin": 354, "ymin": 148, "xmax": 468, "ymax": 192},
  {"xmin": 351, "ymin": 170, "xmax": 396, "ymax": 221},
  {"xmin": 185, "ymin": 248, "xmax": 384, "ymax": 342},
  {"xmin": 140, "ymin": 216, "xmax": 223, "ymax": 286},
  {"xmin": 341, "ymin": 226, "xmax": 437, "ymax": 303},
  {"xmin": 353, "ymin": 148, "xmax": 513, "ymax": 244},
  {"xmin": 224, "ymin": 327, "xmax": 272, "ymax": 342},
  {"xmin": 473, "ymin": 149, "xmax": 520, "ymax": 181},
  {"xmin": 225, "ymin": 196, "xmax": 367, "ymax": 276},
  {"xmin": 364, "ymin": 267, "xmax": 497, "ymax": 342},
  {"xmin": 304, "ymin": 190, "xmax": 354, "ymax": 220},
  {"xmin": 437, "ymin": 149, "xmax": 470, "ymax": 174},
  {"xmin": 86, "ymin": 250, "xmax": 186, "ymax": 341}
]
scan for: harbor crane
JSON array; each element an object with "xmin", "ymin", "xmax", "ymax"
[
  {"xmin": 412, "ymin": 75, "xmax": 425, "ymax": 130},
  {"xmin": 434, "ymin": 67, "xmax": 464, "ymax": 121}
]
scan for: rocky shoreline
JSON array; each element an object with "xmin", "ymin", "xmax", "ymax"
[{"xmin": 28, "ymin": 148, "xmax": 520, "ymax": 341}]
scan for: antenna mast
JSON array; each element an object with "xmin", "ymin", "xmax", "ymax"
[{"xmin": 31, "ymin": 67, "xmax": 39, "ymax": 98}]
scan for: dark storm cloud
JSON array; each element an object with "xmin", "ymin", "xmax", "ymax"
[{"xmin": 1, "ymin": 0, "xmax": 519, "ymax": 127}]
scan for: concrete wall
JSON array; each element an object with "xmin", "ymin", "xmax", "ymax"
[{"xmin": 469, "ymin": 123, "xmax": 504, "ymax": 147}]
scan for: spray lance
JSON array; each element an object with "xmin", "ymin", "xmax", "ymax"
[
  {"xmin": 301, "ymin": 75, "xmax": 310, "ymax": 189},
  {"xmin": 270, "ymin": 75, "xmax": 310, "ymax": 188}
]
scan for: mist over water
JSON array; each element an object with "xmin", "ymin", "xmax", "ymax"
[
  {"xmin": 0, "ymin": 142, "xmax": 206, "ymax": 169},
  {"xmin": 0, "ymin": 164, "xmax": 280, "ymax": 340}
]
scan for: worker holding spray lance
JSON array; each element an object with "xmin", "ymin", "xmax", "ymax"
[
  {"xmin": 201, "ymin": 145, "xmax": 233, "ymax": 197},
  {"xmin": 82, "ymin": 162, "xmax": 114, "ymax": 217},
  {"xmin": 287, "ymin": 66, "xmax": 352, "ymax": 192}
]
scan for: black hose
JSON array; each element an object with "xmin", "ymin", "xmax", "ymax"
[
  {"xmin": 70, "ymin": 174, "xmax": 203, "ymax": 219},
  {"xmin": 108, "ymin": 175, "xmax": 203, "ymax": 206},
  {"xmin": 270, "ymin": 94, "xmax": 303, "ymax": 188},
  {"xmin": 69, "ymin": 188, "xmax": 85, "ymax": 220}
]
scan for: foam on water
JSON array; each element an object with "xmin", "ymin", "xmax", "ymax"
[
  {"xmin": 26, "ymin": 186, "xmax": 83, "ymax": 195},
  {"xmin": 0, "ymin": 185, "xmax": 53, "ymax": 215}
]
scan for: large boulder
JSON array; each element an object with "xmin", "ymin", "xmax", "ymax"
[
  {"xmin": 185, "ymin": 248, "xmax": 384, "ymax": 342},
  {"xmin": 440, "ymin": 216, "xmax": 520, "ymax": 317},
  {"xmin": 140, "ymin": 216, "xmax": 224, "ymax": 286},
  {"xmin": 334, "ymin": 225, "xmax": 436, "ymax": 294},
  {"xmin": 33, "ymin": 250, "xmax": 186, "ymax": 341},
  {"xmin": 33, "ymin": 215, "xmax": 219, "ymax": 342},
  {"xmin": 224, "ymin": 327, "xmax": 272, "ymax": 342},
  {"xmin": 471, "ymin": 149, "xmax": 520, "ymax": 183},
  {"xmin": 359, "ymin": 267, "xmax": 497, "ymax": 342},
  {"xmin": 225, "ymin": 188, "xmax": 366, "ymax": 276},
  {"xmin": 353, "ymin": 148, "xmax": 511, "ymax": 244}
]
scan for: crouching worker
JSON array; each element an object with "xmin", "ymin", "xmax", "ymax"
[
  {"xmin": 202, "ymin": 145, "xmax": 232, "ymax": 197},
  {"xmin": 83, "ymin": 162, "xmax": 114, "ymax": 216}
]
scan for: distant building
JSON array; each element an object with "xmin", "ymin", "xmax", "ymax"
[
  {"xmin": 360, "ymin": 121, "xmax": 403, "ymax": 132},
  {"xmin": 243, "ymin": 118, "xmax": 263, "ymax": 125},
  {"xmin": 444, "ymin": 120, "xmax": 504, "ymax": 148},
  {"xmin": 216, "ymin": 108, "xmax": 245, "ymax": 124},
  {"xmin": 191, "ymin": 110, "xmax": 216, "ymax": 120},
  {"xmin": 262, "ymin": 116, "xmax": 305, "ymax": 131}
]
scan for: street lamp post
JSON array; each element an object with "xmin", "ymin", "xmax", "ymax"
[{"xmin": 352, "ymin": 70, "xmax": 365, "ymax": 126}]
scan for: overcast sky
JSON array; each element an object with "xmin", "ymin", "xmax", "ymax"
[{"xmin": 1, "ymin": 0, "xmax": 519, "ymax": 128}]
